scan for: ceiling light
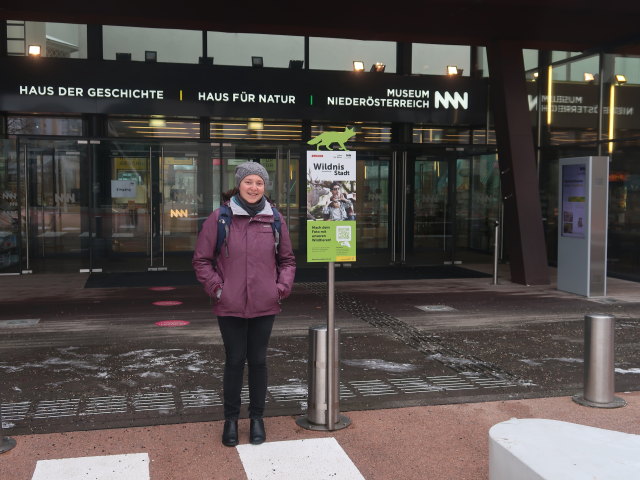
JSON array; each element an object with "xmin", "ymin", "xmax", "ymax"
[
  {"xmin": 28, "ymin": 45, "xmax": 41, "ymax": 56},
  {"xmin": 252, "ymin": 56, "xmax": 263, "ymax": 68},
  {"xmin": 353, "ymin": 61, "xmax": 365, "ymax": 72},
  {"xmin": 145, "ymin": 50, "xmax": 157, "ymax": 63},
  {"xmin": 584, "ymin": 72, "xmax": 596, "ymax": 83},
  {"xmin": 446, "ymin": 65, "xmax": 463, "ymax": 76},
  {"xmin": 370, "ymin": 62, "xmax": 385, "ymax": 73}
]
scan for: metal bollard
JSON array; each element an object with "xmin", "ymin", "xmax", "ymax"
[
  {"xmin": 1, "ymin": 404, "xmax": 17, "ymax": 453},
  {"xmin": 572, "ymin": 314, "xmax": 626, "ymax": 408},
  {"xmin": 295, "ymin": 325, "xmax": 351, "ymax": 430},
  {"xmin": 492, "ymin": 220, "xmax": 500, "ymax": 285}
]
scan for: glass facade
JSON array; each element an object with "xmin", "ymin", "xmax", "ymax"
[
  {"xmin": 532, "ymin": 50, "xmax": 640, "ymax": 280},
  {"xmin": 103, "ymin": 26, "xmax": 200, "ymax": 63},
  {"xmin": 207, "ymin": 32, "xmax": 304, "ymax": 68},
  {"xmin": 11, "ymin": 20, "xmax": 640, "ymax": 280},
  {"xmin": 7, "ymin": 20, "xmax": 86, "ymax": 58}
]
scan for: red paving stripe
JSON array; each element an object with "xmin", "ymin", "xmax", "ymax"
[
  {"xmin": 155, "ymin": 320, "xmax": 190, "ymax": 327},
  {"xmin": 152, "ymin": 300, "xmax": 183, "ymax": 306}
]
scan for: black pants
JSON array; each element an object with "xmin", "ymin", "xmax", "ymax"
[{"xmin": 217, "ymin": 315, "xmax": 275, "ymax": 420}]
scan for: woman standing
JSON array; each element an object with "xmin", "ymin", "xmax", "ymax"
[{"xmin": 193, "ymin": 162, "xmax": 296, "ymax": 447}]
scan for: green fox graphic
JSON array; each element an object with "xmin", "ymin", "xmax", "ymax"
[{"xmin": 307, "ymin": 127, "xmax": 356, "ymax": 150}]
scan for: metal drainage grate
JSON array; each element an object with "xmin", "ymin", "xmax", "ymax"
[
  {"xmin": 132, "ymin": 393, "xmax": 175, "ymax": 412},
  {"xmin": 462, "ymin": 373, "xmax": 517, "ymax": 388},
  {"xmin": 427, "ymin": 375, "xmax": 476, "ymax": 390},
  {"xmin": 83, "ymin": 396, "xmax": 128, "ymax": 415},
  {"xmin": 339, "ymin": 383, "xmax": 357, "ymax": 399},
  {"xmin": 3, "ymin": 374, "xmax": 520, "ymax": 429},
  {"xmin": 349, "ymin": 379, "xmax": 397, "ymax": 396},
  {"xmin": 181, "ymin": 390, "xmax": 222, "ymax": 408},
  {"xmin": 0, "ymin": 318, "xmax": 40, "ymax": 328},
  {"xmin": 34, "ymin": 399, "xmax": 81, "ymax": 418},
  {"xmin": 389, "ymin": 377, "xmax": 442, "ymax": 393},
  {"xmin": 1, "ymin": 401, "xmax": 31, "ymax": 421},
  {"xmin": 268, "ymin": 384, "xmax": 307, "ymax": 402},
  {"xmin": 415, "ymin": 305, "xmax": 456, "ymax": 312}
]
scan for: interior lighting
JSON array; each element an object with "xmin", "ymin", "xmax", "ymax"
[
  {"xmin": 251, "ymin": 56, "xmax": 263, "ymax": 68},
  {"xmin": 145, "ymin": 50, "xmax": 157, "ymax": 63},
  {"xmin": 289, "ymin": 60, "xmax": 304, "ymax": 69},
  {"xmin": 353, "ymin": 61, "xmax": 365, "ymax": 72},
  {"xmin": 446, "ymin": 65, "xmax": 462, "ymax": 76},
  {"xmin": 247, "ymin": 118, "xmax": 264, "ymax": 130},
  {"xmin": 370, "ymin": 62, "xmax": 386, "ymax": 73},
  {"xmin": 149, "ymin": 116, "xmax": 166, "ymax": 128},
  {"xmin": 615, "ymin": 74, "xmax": 627, "ymax": 85},
  {"xmin": 609, "ymin": 82, "xmax": 616, "ymax": 153},
  {"xmin": 27, "ymin": 45, "xmax": 41, "ymax": 56},
  {"xmin": 584, "ymin": 72, "xmax": 596, "ymax": 83}
]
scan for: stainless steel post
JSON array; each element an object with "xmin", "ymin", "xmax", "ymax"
[
  {"xmin": 0, "ymin": 405, "xmax": 16, "ymax": 453},
  {"xmin": 296, "ymin": 262, "xmax": 351, "ymax": 431},
  {"xmin": 492, "ymin": 220, "xmax": 500, "ymax": 285},
  {"xmin": 326, "ymin": 261, "xmax": 336, "ymax": 429},
  {"xmin": 573, "ymin": 314, "xmax": 626, "ymax": 408}
]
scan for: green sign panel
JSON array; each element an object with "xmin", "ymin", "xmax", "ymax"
[
  {"xmin": 306, "ymin": 149, "xmax": 357, "ymax": 262},
  {"xmin": 307, "ymin": 221, "xmax": 356, "ymax": 262}
]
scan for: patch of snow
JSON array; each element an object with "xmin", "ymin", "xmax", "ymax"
[
  {"xmin": 342, "ymin": 359, "xmax": 416, "ymax": 372},
  {"xmin": 615, "ymin": 367, "xmax": 640, "ymax": 374}
]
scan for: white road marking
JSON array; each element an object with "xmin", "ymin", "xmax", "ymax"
[
  {"xmin": 31, "ymin": 453, "xmax": 149, "ymax": 480},
  {"xmin": 237, "ymin": 437, "xmax": 365, "ymax": 480}
]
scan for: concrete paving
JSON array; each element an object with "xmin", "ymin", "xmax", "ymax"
[{"xmin": 1, "ymin": 264, "xmax": 640, "ymax": 478}]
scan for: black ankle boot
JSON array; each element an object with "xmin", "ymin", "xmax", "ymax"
[
  {"xmin": 250, "ymin": 418, "xmax": 266, "ymax": 445},
  {"xmin": 222, "ymin": 419, "xmax": 238, "ymax": 447}
]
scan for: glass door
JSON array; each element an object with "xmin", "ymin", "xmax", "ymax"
[
  {"xmin": 353, "ymin": 149, "xmax": 392, "ymax": 266},
  {"xmin": 455, "ymin": 153, "xmax": 501, "ymax": 263},
  {"xmin": 217, "ymin": 143, "xmax": 301, "ymax": 252},
  {"xmin": 94, "ymin": 141, "xmax": 152, "ymax": 272},
  {"xmin": 0, "ymin": 139, "xmax": 20, "ymax": 274},
  {"xmin": 92, "ymin": 140, "xmax": 205, "ymax": 273},
  {"xmin": 159, "ymin": 143, "xmax": 201, "ymax": 270},
  {"xmin": 401, "ymin": 153, "xmax": 452, "ymax": 265},
  {"xmin": 21, "ymin": 138, "xmax": 90, "ymax": 273}
]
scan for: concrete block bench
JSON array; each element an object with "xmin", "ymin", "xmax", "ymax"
[{"xmin": 489, "ymin": 418, "xmax": 640, "ymax": 480}]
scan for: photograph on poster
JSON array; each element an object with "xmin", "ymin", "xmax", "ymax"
[{"xmin": 307, "ymin": 180, "xmax": 356, "ymax": 221}]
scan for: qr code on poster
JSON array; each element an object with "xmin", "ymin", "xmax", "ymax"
[{"xmin": 335, "ymin": 225, "xmax": 352, "ymax": 242}]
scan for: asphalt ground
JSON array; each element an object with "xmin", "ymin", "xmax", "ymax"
[{"xmin": 1, "ymin": 264, "xmax": 640, "ymax": 438}]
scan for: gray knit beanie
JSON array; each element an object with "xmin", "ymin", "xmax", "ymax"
[{"xmin": 235, "ymin": 161, "xmax": 269, "ymax": 187}]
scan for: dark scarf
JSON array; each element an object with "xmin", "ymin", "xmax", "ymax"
[{"xmin": 232, "ymin": 194, "xmax": 266, "ymax": 217}]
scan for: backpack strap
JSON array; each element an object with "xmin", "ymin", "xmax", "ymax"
[
  {"xmin": 215, "ymin": 205, "xmax": 232, "ymax": 258},
  {"xmin": 272, "ymin": 207, "xmax": 281, "ymax": 255},
  {"xmin": 215, "ymin": 204, "xmax": 281, "ymax": 257}
]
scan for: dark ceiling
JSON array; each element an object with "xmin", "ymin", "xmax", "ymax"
[{"xmin": 3, "ymin": 1, "xmax": 640, "ymax": 54}]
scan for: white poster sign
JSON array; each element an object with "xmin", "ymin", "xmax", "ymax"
[{"xmin": 111, "ymin": 180, "xmax": 136, "ymax": 198}]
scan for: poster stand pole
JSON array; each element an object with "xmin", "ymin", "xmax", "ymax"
[{"xmin": 326, "ymin": 261, "xmax": 336, "ymax": 430}]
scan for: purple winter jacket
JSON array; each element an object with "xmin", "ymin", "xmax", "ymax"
[{"xmin": 192, "ymin": 200, "xmax": 296, "ymax": 318}]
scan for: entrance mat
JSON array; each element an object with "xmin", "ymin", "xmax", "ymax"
[
  {"xmin": 85, "ymin": 265, "xmax": 491, "ymax": 288},
  {"xmin": 85, "ymin": 271, "xmax": 199, "ymax": 288},
  {"xmin": 294, "ymin": 265, "xmax": 491, "ymax": 282}
]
